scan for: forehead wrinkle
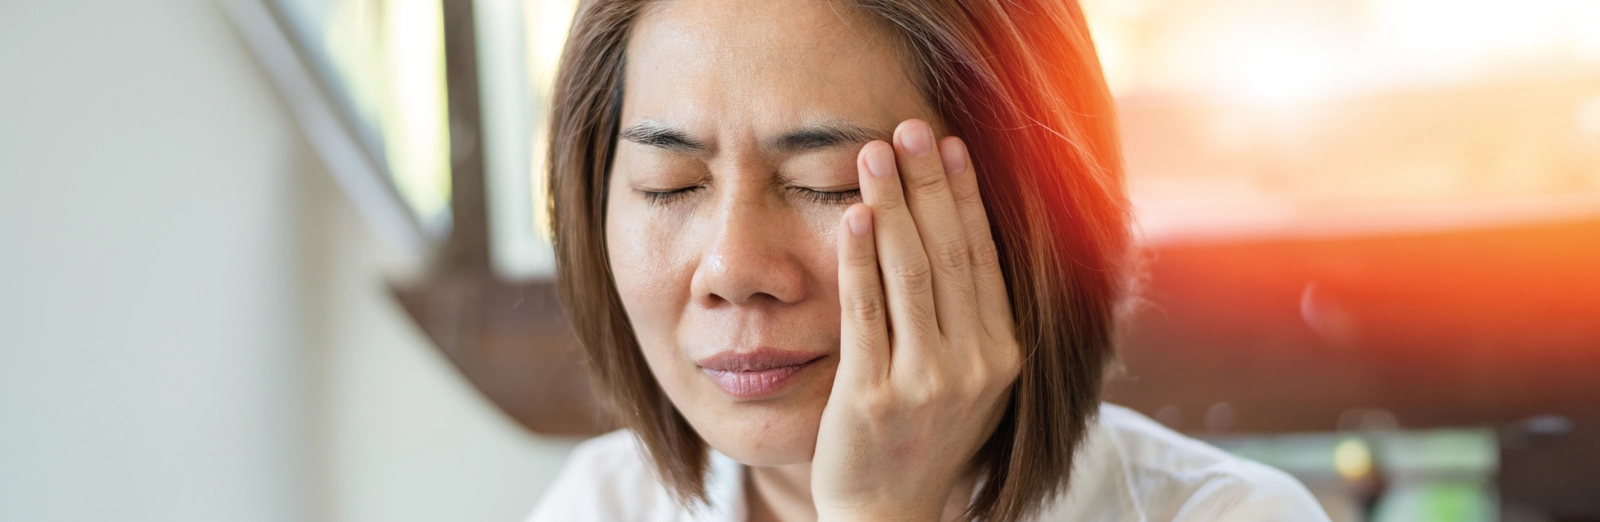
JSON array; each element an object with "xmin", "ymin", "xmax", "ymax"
[
  {"xmin": 621, "ymin": 0, "xmax": 939, "ymax": 171},
  {"xmin": 764, "ymin": 120, "xmax": 890, "ymax": 154},
  {"xmin": 624, "ymin": 0, "xmax": 919, "ymax": 104},
  {"xmin": 620, "ymin": 120, "xmax": 714, "ymax": 157}
]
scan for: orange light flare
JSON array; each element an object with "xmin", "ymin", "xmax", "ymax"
[
  {"xmin": 1116, "ymin": 219, "xmax": 1600, "ymax": 429},
  {"xmin": 1085, "ymin": 0, "xmax": 1600, "ymax": 431}
]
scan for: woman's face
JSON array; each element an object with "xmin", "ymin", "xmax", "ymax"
[{"xmin": 606, "ymin": 0, "xmax": 942, "ymax": 466}]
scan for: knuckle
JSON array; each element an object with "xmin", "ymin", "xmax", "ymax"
[
  {"xmin": 969, "ymin": 237, "xmax": 1002, "ymax": 272},
  {"xmin": 996, "ymin": 344, "xmax": 1024, "ymax": 380},
  {"xmin": 929, "ymin": 237, "xmax": 970, "ymax": 275},
  {"xmin": 951, "ymin": 175, "xmax": 984, "ymax": 207},
  {"xmin": 846, "ymin": 244, "xmax": 878, "ymax": 269},
  {"xmin": 908, "ymin": 307, "xmax": 940, "ymax": 337},
  {"xmin": 891, "ymin": 259, "xmax": 935, "ymax": 295},
  {"xmin": 905, "ymin": 166, "xmax": 951, "ymax": 197},
  {"xmin": 958, "ymin": 374, "xmax": 986, "ymax": 400},
  {"xmin": 871, "ymin": 191, "xmax": 905, "ymax": 213},
  {"xmin": 966, "ymin": 360, "xmax": 993, "ymax": 388},
  {"xmin": 860, "ymin": 392, "xmax": 895, "ymax": 420},
  {"xmin": 847, "ymin": 294, "xmax": 885, "ymax": 325},
  {"xmin": 984, "ymin": 364, "xmax": 1014, "ymax": 395},
  {"xmin": 915, "ymin": 378, "xmax": 948, "ymax": 405},
  {"xmin": 972, "ymin": 358, "xmax": 1011, "ymax": 390}
]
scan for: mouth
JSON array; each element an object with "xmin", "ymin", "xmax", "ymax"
[{"xmin": 696, "ymin": 349, "xmax": 827, "ymax": 400}]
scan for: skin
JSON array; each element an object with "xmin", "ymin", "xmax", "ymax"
[{"xmin": 606, "ymin": 1, "xmax": 1022, "ymax": 520}]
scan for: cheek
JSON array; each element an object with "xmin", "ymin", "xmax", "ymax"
[
  {"xmin": 607, "ymin": 210, "xmax": 845, "ymax": 339},
  {"xmin": 604, "ymin": 191, "xmax": 852, "ymax": 463},
  {"xmin": 802, "ymin": 208, "xmax": 844, "ymax": 299},
  {"xmin": 607, "ymin": 200, "xmax": 709, "ymax": 417},
  {"xmin": 605, "ymin": 195, "xmax": 698, "ymax": 350}
]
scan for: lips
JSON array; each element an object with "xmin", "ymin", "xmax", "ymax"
[{"xmin": 696, "ymin": 350, "xmax": 826, "ymax": 399}]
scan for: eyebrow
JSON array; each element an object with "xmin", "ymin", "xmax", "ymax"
[
  {"xmin": 768, "ymin": 122, "xmax": 887, "ymax": 153},
  {"xmin": 617, "ymin": 120, "xmax": 889, "ymax": 156},
  {"xmin": 618, "ymin": 121, "xmax": 707, "ymax": 154}
]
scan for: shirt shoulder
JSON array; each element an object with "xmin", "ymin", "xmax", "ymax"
[
  {"xmin": 523, "ymin": 430, "xmax": 681, "ymax": 522},
  {"xmin": 1044, "ymin": 404, "xmax": 1331, "ymax": 522}
]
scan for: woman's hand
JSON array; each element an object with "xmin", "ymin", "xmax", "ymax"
[{"xmin": 811, "ymin": 119, "xmax": 1023, "ymax": 521}]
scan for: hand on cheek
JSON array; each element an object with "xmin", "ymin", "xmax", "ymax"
[{"xmin": 811, "ymin": 119, "xmax": 1023, "ymax": 521}]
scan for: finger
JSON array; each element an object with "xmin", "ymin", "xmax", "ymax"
[
  {"xmin": 836, "ymin": 204, "xmax": 890, "ymax": 384},
  {"xmin": 939, "ymin": 136, "xmax": 1014, "ymax": 337},
  {"xmin": 892, "ymin": 119, "xmax": 980, "ymax": 340},
  {"xmin": 857, "ymin": 140, "xmax": 939, "ymax": 352}
]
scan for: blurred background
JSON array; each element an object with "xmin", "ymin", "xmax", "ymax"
[{"xmin": 1, "ymin": 0, "xmax": 1595, "ymax": 521}]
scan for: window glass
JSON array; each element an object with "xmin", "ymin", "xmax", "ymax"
[{"xmin": 275, "ymin": 0, "xmax": 454, "ymax": 233}]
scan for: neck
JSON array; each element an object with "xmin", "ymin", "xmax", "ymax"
[
  {"xmin": 744, "ymin": 464, "xmax": 980, "ymax": 522},
  {"xmin": 745, "ymin": 462, "xmax": 815, "ymax": 522}
]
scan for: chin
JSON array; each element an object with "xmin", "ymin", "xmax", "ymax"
[
  {"xmin": 682, "ymin": 361, "xmax": 837, "ymax": 467},
  {"xmin": 711, "ymin": 413, "xmax": 822, "ymax": 466}
]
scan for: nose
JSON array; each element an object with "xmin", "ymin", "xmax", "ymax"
[{"xmin": 690, "ymin": 198, "xmax": 809, "ymax": 308}]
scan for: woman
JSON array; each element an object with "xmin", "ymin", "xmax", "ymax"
[{"xmin": 530, "ymin": 0, "xmax": 1329, "ymax": 520}]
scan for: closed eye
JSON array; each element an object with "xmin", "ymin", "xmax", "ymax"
[
  {"xmin": 640, "ymin": 186, "xmax": 860, "ymax": 206},
  {"xmin": 793, "ymin": 187, "xmax": 861, "ymax": 205},
  {"xmin": 639, "ymin": 185, "xmax": 704, "ymax": 206}
]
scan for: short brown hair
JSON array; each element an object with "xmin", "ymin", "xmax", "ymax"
[{"xmin": 547, "ymin": 1, "xmax": 1131, "ymax": 520}]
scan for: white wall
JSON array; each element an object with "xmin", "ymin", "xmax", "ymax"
[
  {"xmin": 0, "ymin": 1, "xmax": 575, "ymax": 521},
  {"xmin": 0, "ymin": 0, "xmax": 312, "ymax": 519},
  {"xmin": 304, "ymin": 146, "xmax": 578, "ymax": 522}
]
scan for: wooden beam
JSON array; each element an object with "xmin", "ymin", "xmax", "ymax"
[{"xmin": 393, "ymin": 0, "xmax": 613, "ymax": 436}]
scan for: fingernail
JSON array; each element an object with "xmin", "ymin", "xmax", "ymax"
[
  {"xmin": 898, "ymin": 120, "xmax": 933, "ymax": 157},
  {"xmin": 847, "ymin": 209, "xmax": 872, "ymax": 236},
  {"xmin": 865, "ymin": 143, "xmax": 894, "ymax": 179},
  {"xmin": 940, "ymin": 137, "xmax": 968, "ymax": 175}
]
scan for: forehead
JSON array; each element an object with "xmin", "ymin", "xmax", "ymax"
[{"xmin": 622, "ymin": 0, "xmax": 926, "ymax": 135}]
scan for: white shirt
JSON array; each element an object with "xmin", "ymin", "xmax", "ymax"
[{"xmin": 525, "ymin": 404, "xmax": 1331, "ymax": 521}]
